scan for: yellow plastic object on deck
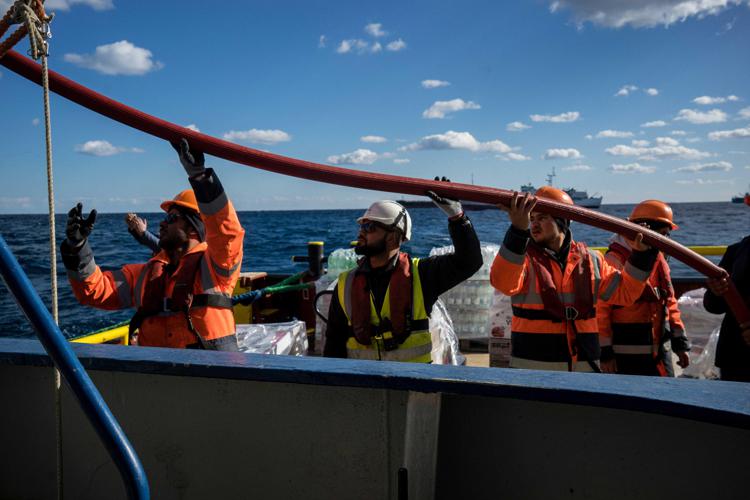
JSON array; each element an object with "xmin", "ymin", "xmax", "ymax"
[
  {"xmin": 590, "ymin": 245, "xmax": 726, "ymax": 257},
  {"xmin": 71, "ymin": 324, "xmax": 129, "ymax": 345}
]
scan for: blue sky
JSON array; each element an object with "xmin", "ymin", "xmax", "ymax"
[{"xmin": 0, "ymin": 0, "xmax": 749, "ymax": 213}]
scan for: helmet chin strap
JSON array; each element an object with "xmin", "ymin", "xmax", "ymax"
[{"xmin": 390, "ymin": 207, "xmax": 407, "ymax": 240}]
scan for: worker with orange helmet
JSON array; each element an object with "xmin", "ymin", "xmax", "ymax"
[
  {"xmin": 490, "ymin": 187, "xmax": 659, "ymax": 372},
  {"xmin": 61, "ymin": 138, "xmax": 245, "ymax": 350},
  {"xmin": 597, "ymin": 200, "xmax": 690, "ymax": 376}
]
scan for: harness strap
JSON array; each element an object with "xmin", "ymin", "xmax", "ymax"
[{"xmin": 512, "ymin": 306, "xmax": 596, "ymax": 322}]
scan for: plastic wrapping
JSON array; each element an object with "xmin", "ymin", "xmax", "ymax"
[
  {"xmin": 677, "ymin": 288, "xmax": 724, "ymax": 379},
  {"xmin": 429, "ymin": 299, "xmax": 464, "ymax": 365},
  {"xmin": 431, "ymin": 243, "xmax": 499, "ymax": 338},
  {"xmin": 312, "ymin": 274, "xmax": 338, "ymax": 356},
  {"xmin": 325, "ymin": 247, "xmax": 359, "ymax": 278},
  {"xmin": 236, "ymin": 320, "xmax": 308, "ymax": 356}
]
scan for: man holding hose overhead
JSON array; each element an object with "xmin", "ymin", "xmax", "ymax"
[
  {"xmin": 490, "ymin": 187, "xmax": 659, "ymax": 372},
  {"xmin": 61, "ymin": 139, "xmax": 244, "ymax": 351}
]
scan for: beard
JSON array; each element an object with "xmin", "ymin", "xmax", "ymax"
[
  {"xmin": 355, "ymin": 237, "xmax": 387, "ymax": 257},
  {"xmin": 159, "ymin": 230, "xmax": 190, "ymax": 253}
]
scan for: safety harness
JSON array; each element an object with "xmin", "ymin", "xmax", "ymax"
[
  {"xmin": 514, "ymin": 241, "xmax": 599, "ymax": 372},
  {"xmin": 607, "ymin": 241, "xmax": 673, "ymax": 376},
  {"xmin": 128, "ymin": 251, "xmax": 233, "ymax": 349}
]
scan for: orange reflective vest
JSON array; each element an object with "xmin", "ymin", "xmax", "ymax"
[
  {"xmin": 597, "ymin": 237, "xmax": 687, "ymax": 376},
  {"xmin": 67, "ymin": 196, "xmax": 244, "ymax": 349},
  {"xmin": 490, "ymin": 235, "xmax": 650, "ymax": 372}
]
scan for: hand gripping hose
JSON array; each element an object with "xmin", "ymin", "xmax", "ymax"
[{"xmin": 2, "ymin": 49, "xmax": 748, "ymax": 327}]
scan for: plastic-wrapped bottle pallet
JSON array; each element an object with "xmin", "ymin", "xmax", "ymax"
[{"xmin": 430, "ymin": 243, "xmax": 499, "ymax": 339}]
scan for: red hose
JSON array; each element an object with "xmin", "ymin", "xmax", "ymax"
[{"xmin": 2, "ymin": 49, "xmax": 748, "ymax": 326}]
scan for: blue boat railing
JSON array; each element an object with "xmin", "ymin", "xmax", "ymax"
[{"xmin": 0, "ymin": 235, "xmax": 149, "ymax": 500}]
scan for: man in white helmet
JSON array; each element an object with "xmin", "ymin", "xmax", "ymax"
[{"xmin": 324, "ymin": 183, "xmax": 482, "ymax": 362}]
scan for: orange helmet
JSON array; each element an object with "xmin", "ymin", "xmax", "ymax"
[
  {"xmin": 160, "ymin": 189, "xmax": 199, "ymax": 214},
  {"xmin": 534, "ymin": 186, "xmax": 574, "ymax": 205},
  {"xmin": 629, "ymin": 199, "xmax": 678, "ymax": 230}
]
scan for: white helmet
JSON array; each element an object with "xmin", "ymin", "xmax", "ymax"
[{"xmin": 357, "ymin": 200, "xmax": 412, "ymax": 241}]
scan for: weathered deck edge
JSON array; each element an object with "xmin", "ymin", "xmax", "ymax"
[{"xmin": 1, "ymin": 338, "xmax": 748, "ymax": 429}]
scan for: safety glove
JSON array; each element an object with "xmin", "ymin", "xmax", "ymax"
[
  {"xmin": 171, "ymin": 138, "xmax": 206, "ymax": 178},
  {"xmin": 65, "ymin": 202, "xmax": 97, "ymax": 247},
  {"xmin": 426, "ymin": 176, "xmax": 463, "ymax": 218}
]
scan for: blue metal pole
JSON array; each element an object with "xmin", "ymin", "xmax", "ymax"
[{"xmin": 0, "ymin": 235, "xmax": 149, "ymax": 500}]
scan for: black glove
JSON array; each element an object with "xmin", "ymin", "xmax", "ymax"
[
  {"xmin": 171, "ymin": 138, "xmax": 206, "ymax": 178},
  {"xmin": 426, "ymin": 176, "xmax": 463, "ymax": 218},
  {"xmin": 65, "ymin": 202, "xmax": 97, "ymax": 247}
]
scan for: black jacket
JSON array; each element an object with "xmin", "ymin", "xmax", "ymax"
[
  {"xmin": 703, "ymin": 235, "xmax": 750, "ymax": 379},
  {"xmin": 323, "ymin": 215, "xmax": 482, "ymax": 358}
]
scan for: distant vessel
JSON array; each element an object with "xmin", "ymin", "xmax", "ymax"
[
  {"xmin": 522, "ymin": 169, "xmax": 603, "ymax": 208},
  {"xmin": 399, "ymin": 169, "xmax": 603, "ymax": 210}
]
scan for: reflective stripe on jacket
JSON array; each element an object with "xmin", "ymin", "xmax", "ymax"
[
  {"xmin": 67, "ymin": 191, "xmax": 244, "ymax": 349},
  {"xmin": 490, "ymin": 233, "xmax": 650, "ymax": 372},
  {"xmin": 597, "ymin": 237, "xmax": 687, "ymax": 376},
  {"xmin": 337, "ymin": 257, "xmax": 432, "ymax": 362}
]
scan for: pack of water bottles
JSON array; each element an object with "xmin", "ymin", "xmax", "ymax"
[
  {"xmin": 430, "ymin": 243, "xmax": 500, "ymax": 339},
  {"xmin": 325, "ymin": 247, "xmax": 359, "ymax": 278}
]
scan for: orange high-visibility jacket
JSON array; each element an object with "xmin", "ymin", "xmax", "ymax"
[
  {"xmin": 66, "ymin": 173, "xmax": 244, "ymax": 349},
  {"xmin": 490, "ymin": 231, "xmax": 651, "ymax": 372},
  {"xmin": 597, "ymin": 236, "xmax": 687, "ymax": 374}
]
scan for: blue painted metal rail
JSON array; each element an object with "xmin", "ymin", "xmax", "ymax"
[{"xmin": 0, "ymin": 235, "xmax": 149, "ymax": 500}]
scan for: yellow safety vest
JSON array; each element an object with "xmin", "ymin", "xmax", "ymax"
[{"xmin": 338, "ymin": 257, "xmax": 432, "ymax": 363}]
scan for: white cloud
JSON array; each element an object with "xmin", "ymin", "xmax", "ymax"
[
  {"xmin": 386, "ymin": 39, "xmax": 407, "ymax": 51},
  {"xmin": 361, "ymin": 135, "xmax": 387, "ymax": 143},
  {"xmin": 645, "ymin": 88, "xmax": 659, "ymax": 96},
  {"xmin": 223, "ymin": 129, "xmax": 291, "ymax": 145},
  {"xmin": 422, "ymin": 79, "xmax": 450, "ymax": 89},
  {"xmin": 75, "ymin": 140, "xmax": 144, "ymax": 156},
  {"xmin": 609, "ymin": 163, "xmax": 656, "ymax": 174},
  {"xmin": 543, "ymin": 148, "xmax": 582, "ymax": 160},
  {"xmin": 685, "ymin": 137, "xmax": 702, "ymax": 143},
  {"xmin": 655, "ymin": 136, "xmax": 680, "ymax": 147},
  {"xmin": 585, "ymin": 134, "xmax": 593, "ymax": 140},
  {"xmin": 402, "ymin": 131, "xmax": 512, "ymax": 153},
  {"xmin": 64, "ymin": 40, "xmax": 163, "ymax": 75},
  {"xmin": 676, "ymin": 178, "xmax": 733, "ymax": 185},
  {"xmin": 422, "ymin": 98, "xmax": 480, "ymax": 119},
  {"xmin": 327, "ymin": 149, "xmax": 378, "ymax": 165},
  {"xmin": 615, "ymin": 84, "xmax": 638, "ymax": 97},
  {"xmin": 595, "ymin": 129, "xmax": 633, "ymax": 139},
  {"xmin": 184, "ymin": 124, "xmax": 200, "ymax": 132},
  {"xmin": 507, "ymin": 121, "xmax": 531, "ymax": 132},
  {"xmin": 738, "ymin": 107, "xmax": 750, "ymax": 119},
  {"xmin": 671, "ymin": 130, "xmax": 687, "ymax": 136},
  {"xmin": 505, "ymin": 152, "xmax": 532, "ymax": 161},
  {"xmin": 632, "ymin": 139, "xmax": 650, "ymax": 147},
  {"xmin": 708, "ymin": 126, "xmax": 750, "ymax": 140},
  {"xmin": 393, "ymin": 158, "xmax": 410, "ymax": 164},
  {"xmin": 675, "ymin": 108, "xmax": 728, "ymax": 124},
  {"xmin": 31, "ymin": 118, "xmax": 40, "ymax": 126},
  {"xmin": 563, "ymin": 164, "xmax": 592, "ymax": 171},
  {"xmin": 46, "ymin": 0, "xmax": 114, "ymax": 11},
  {"xmin": 674, "ymin": 161, "xmax": 733, "ymax": 172},
  {"xmin": 549, "ymin": 0, "xmax": 749, "ymax": 28},
  {"xmin": 606, "ymin": 142, "xmax": 710, "ymax": 160},
  {"xmin": 529, "ymin": 111, "xmax": 580, "ymax": 123},
  {"xmin": 693, "ymin": 95, "xmax": 739, "ymax": 105},
  {"xmin": 641, "ymin": 120, "xmax": 667, "ymax": 128},
  {"xmin": 365, "ymin": 23, "xmax": 387, "ymax": 37},
  {"xmin": 336, "ymin": 39, "xmax": 379, "ymax": 54},
  {"xmin": 318, "ymin": 35, "xmax": 327, "ymax": 48}
]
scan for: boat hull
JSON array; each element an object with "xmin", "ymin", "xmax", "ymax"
[{"xmin": 1, "ymin": 338, "xmax": 748, "ymax": 500}]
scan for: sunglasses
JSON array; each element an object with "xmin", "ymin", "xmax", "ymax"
[
  {"xmin": 359, "ymin": 221, "xmax": 388, "ymax": 233},
  {"xmin": 164, "ymin": 212, "xmax": 183, "ymax": 224}
]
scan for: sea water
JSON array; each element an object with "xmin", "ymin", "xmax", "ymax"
[{"xmin": 0, "ymin": 202, "xmax": 747, "ymax": 338}]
